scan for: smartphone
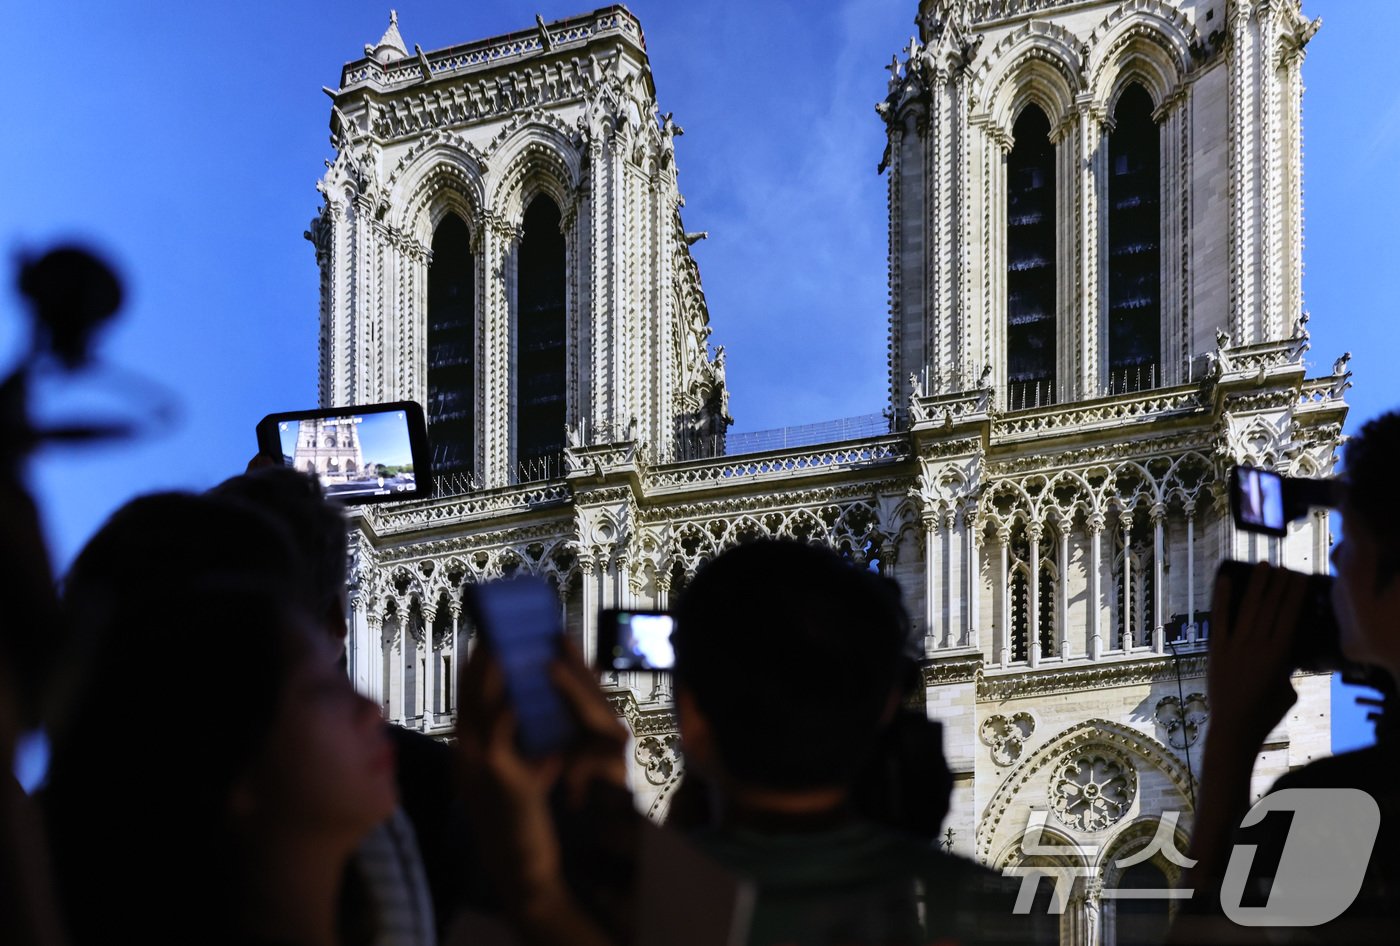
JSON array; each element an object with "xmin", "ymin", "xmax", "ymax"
[
  {"xmin": 464, "ymin": 576, "xmax": 576, "ymax": 758},
  {"xmin": 1229, "ymin": 465, "xmax": 1341, "ymax": 537},
  {"xmin": 1230, "ymin": 466, "xmax": 1288, "ymax": 536},
  {"xmin": 255, "ymin": 401, "xmax": 430, "ymax": 505},
  {"xmin": 597, "ymin": 609, "xmax": 676, "ymax": 671}
]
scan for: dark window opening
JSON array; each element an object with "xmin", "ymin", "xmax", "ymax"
[
  {"xmin": 1107, "ymin": 84, "xmax": 1161, "ymax": 394},
  {"xmin": 1113, "ymin": 861, "xmax": 1171, "ymax": 946},
  {"xmin": 517, "ymin": 196, "xmax": 567, "ymax": 469},
  {"xmin": 428, "ymin": 214, "xmax": 475, "ymax": 480},
  {"xmin": 1006, "ymin": 105, "xmax": 1057, "ymax": 409}
]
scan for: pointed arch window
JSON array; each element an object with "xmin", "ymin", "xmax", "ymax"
[
  {"xmin": 427, "ymin": 214, "xmax": 476, "ymax": 481},
  {"xmin": 1107, "ymin": 84, "xmax": 1161, "ymax": 393},
  {"xmin": 1111, "ymin": 860, "xmax": 1172, "ymax": 945},
  {"xmin": 1006, "ymin": 105, "xmax": 1057, "ymax": 410},
  {"xmin": 517, "ymin": 195, "xmax": 567, "ymax": 474},
  {"xmin": 1112, "ymin": 511, "xmax": 1156, "ymax": 650}
]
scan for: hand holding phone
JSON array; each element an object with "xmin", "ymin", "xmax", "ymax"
[{"xmin": 464, "ymin": 577, "xmax": 577, "ymax": 758}]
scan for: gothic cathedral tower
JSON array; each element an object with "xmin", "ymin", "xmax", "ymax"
[{"xmin": 313, "ymin": 5, "xmax": 1348, "ymax": 943}]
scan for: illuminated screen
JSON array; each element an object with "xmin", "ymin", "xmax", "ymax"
[
  {"xmin": 1237, "ymin": 468, "xmax": 1285, "ymax": 531},
  {"xmin": 277, "ymin": 409, "xmax": 416, "ymax": 500},
  {"xmin": 610, "ymin": 612, "xmax": 676, "ymax": 670}
]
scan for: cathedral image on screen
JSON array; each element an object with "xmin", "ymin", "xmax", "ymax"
[
  {"xmin": 310, "ymin": 3, "xmax": 1346, "ymax": 941},
  {"xmin": 291, "ymin": 417, "xmax": 365, "ymax": 483}
]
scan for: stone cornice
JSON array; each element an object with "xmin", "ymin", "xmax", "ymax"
[
  {"xmin": 606, "ymin": 690, "xmax": 678, "ymax": 736},
  {"xmin": 977, "ymin": 653, "xmax": 1208, "ymax": 702},
  {"xmin": 339, "ymin": 7, "xmax": 645, "ymax": 94},
  {"xmin": 922, "ymin": 652, "xmax": 983, "ymax": 686}
]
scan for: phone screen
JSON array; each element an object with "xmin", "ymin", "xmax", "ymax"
[
  {"xmin": 262, "ymin": 404, "xmax": 422, "ymax": 503},
  {"xmin": 1232, "ymin": 467, "xmax": 1286, "ymax": 535},
  {"xmin": 469, "ymin": 577, "xmax": 574, "ymax": 758},
  {"xmin": 600, "ymin": 609, "xmax": 676, "ymax": 671}
]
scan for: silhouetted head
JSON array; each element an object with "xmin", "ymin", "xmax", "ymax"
[
  {"xmin": 53, "ymin": 491, "xmax": 313, "ymax": 734},
  {"xmin": 672, "ymin": 540, "xmax": 909, "ymax": 795},
  {"xmin": 211, "ymin": 465, "xmax": 350, "ymax": 647},
  {"xmin": 1334, "ymin": 411, "xmax": 1400, "ymax": 679}
]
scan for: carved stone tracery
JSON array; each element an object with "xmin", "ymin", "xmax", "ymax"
[{"xmin": 1051, "ymin": 751, "xmax": 1138, "ymax": 832}]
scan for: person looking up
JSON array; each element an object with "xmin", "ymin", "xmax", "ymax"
[
  {"xmin": 46, "ymin": 493, "xmax": 395, "ymax": 946},
  {"xmin": 1180, "ymin": 410, "xmax": 1400, "ymax": 943}
]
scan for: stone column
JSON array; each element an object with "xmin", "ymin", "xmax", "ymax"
[
  {"xmin": 1027, "ymin": 521, "xmax": 1043, "ymax": 667},
  {"xmin": 365, "ymin": 608, "xmax": 383, "ymax": 707},
  {"xmin": 967, "ymin": 505, "xmax": 982, "ymax": 651},
  {"xmin": 924, "ymin": 516, "xmax": 941, "ymax": 650},
  {"xmin": 580, "ymin": 556, "xmax": 599, "ymax": 670},
  {"xmin": 1089, "ymin": 514, "xmax": 1104, "ymax": 660},
  {"xmin": 347, "ymin": 594, "xmax": 370, "ymax": 695},
  {"xmin": 391, "ymin": 619, "xmax": 405, "ymax": 723},
  {"xmin": 482, "ymin": 214, "xmax": 518, "ymax": 485},
  {"xmin": 1057, "ymin": 520, "xmax": 1070, "ymax": 658},
  {"xmin": 422, "ymin": 603, "xmax": 438, "ymax": 721},
  {"xmin": 1074, "ymin": 97, "xmax": 1108, "ymax": 398},
  {"xmin": 1184, "ymin": 500, "xmax": 1197, "ymax": 638},
  {"xmin": 941, "ymin": 507, "xmax": 957, "ymax": 646},
  {"xmin": 997, "ymin": 524, "xmax": 1011, "ymax": 667},
  {"xmin": 1152, "ymin": 504, "xmax": 1167, "ymax": 653},
  {"xmin": 1121, "ymin": 514, "xmax": 1135, "ymax": 650},
  {"xmin": 448, "ymin": 604, "xmax": 461, "ymax": 714}
]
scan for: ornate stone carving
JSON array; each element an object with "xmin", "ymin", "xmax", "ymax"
[
  {"xmin": 980, "ymin": 712, "xmax": 1036, "ymax": 765},
  {"xmin": 1050, "ymin": 751, "xmax": 1137, "ymax": 832},
  {"xmin": 634, "ymin": 734, "xmax": 683, "ymax": 786},
  {"xmin": 1155, "ymin": 693, "xmax": 1209, "ymax": 749}
]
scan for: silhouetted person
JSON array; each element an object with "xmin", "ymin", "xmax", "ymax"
[
  {"xmin": 1181, "ymin": 411, "xmax": 1400, "ymax": 944},
  {"xmin": 46, "ymin": 493, "xmax": 394, "ymax": 946},
  {"xmin": 214, "ymin": 467, "xmax": 445, "ymax": 944},
  {"xmin": 670, "ymin": 540, "xmax": 1039, "ymax": 946}
]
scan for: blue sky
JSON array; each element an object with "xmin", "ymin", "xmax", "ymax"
[{"xmin": 2, "ymin": 1, "xmax": 1395, "ymax": 752}]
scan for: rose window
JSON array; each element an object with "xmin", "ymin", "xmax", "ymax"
[{"xmin": 1051, "ymin": 753, "xmax": 1136, "ymax": 832}]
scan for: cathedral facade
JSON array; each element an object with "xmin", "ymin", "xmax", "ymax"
[{"xmin": 311, "ymin": 2, "xmax": 1348, "ymax": 941}]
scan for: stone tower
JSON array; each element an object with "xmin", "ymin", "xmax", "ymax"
[{"xmin": 312, "ymin": 6, "xmax": 1349, "ymax": 943}]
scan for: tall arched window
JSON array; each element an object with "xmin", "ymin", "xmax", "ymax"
[
  {"xmin": 1006, "ymin": 105, "xmax": 1057, "ymax": 409},
  {"xmin": 1107, "ymin": 84, "xmax": 1161, "ymax": 393},
  {"xmin": 427, "ymin": 214, "xmax": 475, "ymax": 481},
  {"xmin": 517, "ymin": 195, "xmax": 567, "ymax": 473},
  {"xmin": 1112, "ymin": 861, "xmax": 1172, "ymax": 945}
]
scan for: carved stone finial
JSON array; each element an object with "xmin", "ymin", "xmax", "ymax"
[
  {"xmin": 367, "ymin": 10, "xmax": 410, "ymax": 63},
  {"xmin": 1334, "ymin": 352, "xmax": 1352, "ymax": 375}
]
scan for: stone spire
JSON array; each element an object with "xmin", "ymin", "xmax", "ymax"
[{"xmin": 365, "ymin": 10, "xmax": 409, "ymax": 63}]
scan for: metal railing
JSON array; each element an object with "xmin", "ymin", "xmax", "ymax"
[
  {"xmin": 1104, "ymin": 362, "xmax": 1161, "ymax": 397},
  {"xmin": 1006, "ymin": 379, "xmax": 1056, "ymax": 411}
]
